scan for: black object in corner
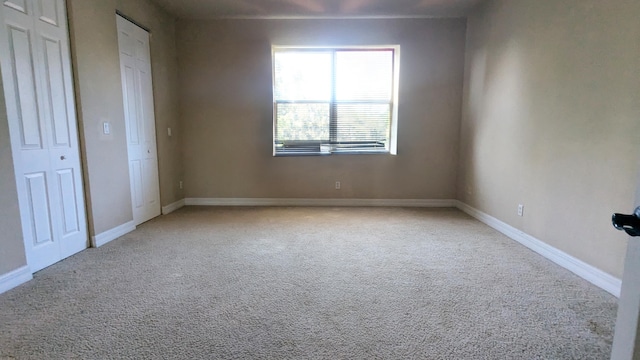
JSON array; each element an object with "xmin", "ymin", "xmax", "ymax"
[{"xmin": 612, "ymin": 207, "xmax": 640, "ymax": 237}]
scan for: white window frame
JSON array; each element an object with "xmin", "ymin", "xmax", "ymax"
[{"xmin": 271, "ymin": 45, "xmax": 400, "ymax": 156}]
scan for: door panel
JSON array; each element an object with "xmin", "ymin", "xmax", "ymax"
[
  {"xmin": 117, "ymin": 14, "xmax": 160, "ymax": 225},
  {"xmin": 56, "ymin": 168, "xmax": 79, "ymax": 235},
  {"xmin": 144, "ymin": 158, "xmax": 159, "ymax": 207},
  {"xmin": 42, "ymin": 36, "xmax": 69, "ymax": 147},
  {"xmin": 123, "ymin": 65, "xmax": 139, "ymax": 145},
  {"xmin": 35, "ymin": 0, "xmax": 57, "ymax": 26},
  {"xmin": 135, "ymin": 68, "xmax": 145, "ymax": 142},
  {"xmin": 3, "ymin": 0, "xmax": 27, "ymax": 14},
  {"xmin": 131, "ymin": 160, "xmax": 143, "ymax": 208},
  {"xmin": 0, "ymin": 0, "xmax": 87, "ymax": 272},
  {"xmin": 24, "ymin": 172, "xmax": 53, "ymax": 245},
  {"xmin": 8, "ymin": 25, "xmax": 41, "ymax": 148}
]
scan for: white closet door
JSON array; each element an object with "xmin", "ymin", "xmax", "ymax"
[
  {"xmin": 0, "ymin": 0, "xmax": 87, "ymax": 272},
  {"xmin": 116, "ymin": 15, "xmax": 160, "ymax": 225}
]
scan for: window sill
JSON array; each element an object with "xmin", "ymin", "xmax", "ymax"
[{"xmin": 274, "ymin": 150, "xmax": 391, "ymax": 157}]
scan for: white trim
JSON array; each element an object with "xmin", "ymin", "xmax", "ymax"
[
  {"xmin": 91, "ymin": 220, "xmax": 136, "ymax": 248},
  {"xmin": 162, "ymin": 199, "xmax": 185, "ymax": 215},
  {"xmin": 455, "ymin": 201, "xmax": 622, "ymax": 297},
  {"xmin": 0, "ymin": 265, "xmax": 32, "ymax": 294},
  {"xmin": 185, "ymin": 198, "xmax": 456, "ymax": 208},
  {"xmin": 198, "ymin": 15, "xmax": 465, "ymax": 20}
]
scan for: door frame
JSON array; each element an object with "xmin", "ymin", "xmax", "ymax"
[{"xmin": 611, "ymin": 165, "xmax": 640, "ymax": 359}]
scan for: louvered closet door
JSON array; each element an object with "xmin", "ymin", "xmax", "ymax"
[{"xmin": 0, "ymin": 0, "xmax": 87, "ymax": 272}]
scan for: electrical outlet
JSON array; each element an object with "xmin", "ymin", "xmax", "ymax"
[
  {"xmin": 518, "ymin": 204, "xmax": 524, "ymax": 217},
  {"xmin": 103, "ymin": 122, "xmax": 110, "ymax": 135},
  {"xmin": 335, "ymin": 181, "xmax": 341, "ymax": 190},
  {"xmin": 179, "ymin": 181, "xmax": 183, "ymax": 189}
]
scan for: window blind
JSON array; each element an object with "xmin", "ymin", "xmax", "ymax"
[{"xmin": 273, "ymin": 47, "xmax": 397, "ymax": 155}]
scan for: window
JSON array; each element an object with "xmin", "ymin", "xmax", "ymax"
[{"xmin": 272, "ymin": 46, "xmax": 400, "ymax": 156}]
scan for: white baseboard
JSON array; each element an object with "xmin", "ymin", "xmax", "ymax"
[
  {"xmin": 184, "ymin": 198, "xmax": 457, "ymax": 207},
  {"xmin": 91, "ymin": 220, "xmax": 136, "ymax": 248},
  {"xmin": 455, "ymin": 201, "xmax": 622, "ymax": 297},
  {"xmin": 0, "ymin": 265, "xmax": 32, "ymax": 295},
  {"xmin": 162, "ymin": 199, "xmax": 185, "ymax": 215}
]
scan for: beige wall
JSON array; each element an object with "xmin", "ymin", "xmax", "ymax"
[
  {"xmin": 458, "ymin": 0, "xmax": 640, "ymax": 278},
  {"xmin": 0, "ymin": 64, "xmax": 27, "ymax": 275},
  {"xmin": 67, "ymin": 0, "xmax": 182, "ymax": 235},
  {"xmin": 177, "ymin": 19, "xmax": 466, "ymax": 199}
]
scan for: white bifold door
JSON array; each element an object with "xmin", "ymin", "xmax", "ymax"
[
  {"xmin": 0, "ymin": 0, "xmax": 88, "ymax": 272},
  {"xmin": 116, "ymin": 15, "xmax": 160, "ymax": 226}
]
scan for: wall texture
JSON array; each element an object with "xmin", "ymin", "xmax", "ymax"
[
  {"xmin": 458, "ymin": 0, "xmax": 640, "ymax": 278},
  {"xmin": 0, "ymin": 63, "xmax": 27, "ymax": 275},
  {"xmin": 177, "ymin": 19, "xmax": 466, "ymax": 200},
  {"xmin": 67, "ymin": 0, "xmax": 182, "ymax": 236}
]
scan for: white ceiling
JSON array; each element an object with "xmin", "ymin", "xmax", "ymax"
[{"xmin": 150, "ymin": 0, "xmax": 484, "ymax": 19}]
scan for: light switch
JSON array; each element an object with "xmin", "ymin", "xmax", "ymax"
[
  {"xmin": 103, "ymin": 122, "xmax": 110, "ymax": 135},
  {"xmin": 168, "ymin": 127, "xmax": 172, "ymax": 137}
]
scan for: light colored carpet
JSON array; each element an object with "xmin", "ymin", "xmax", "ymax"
[{"xmin": 0, "ymin": 207, "xmax": 617, "ymax": 359}]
